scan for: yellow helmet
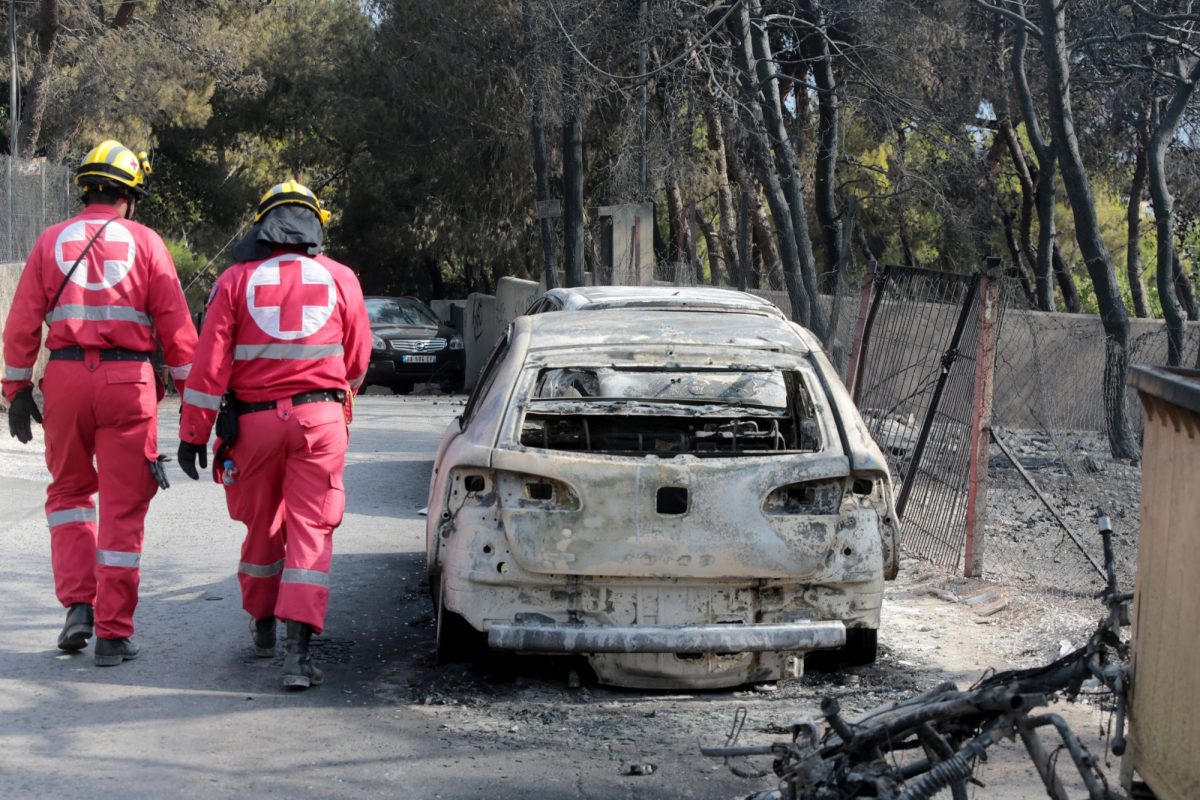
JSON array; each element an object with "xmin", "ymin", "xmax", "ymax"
[
  {"xmin": 254, "ymin": 179, "xmax": 331, "ymax": 226},
  {"xmin": 75, "ymin": 139, "xmax": 151, "ymax": 196}
]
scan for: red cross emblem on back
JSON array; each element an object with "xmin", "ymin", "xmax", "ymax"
[
  {"xmin": 247, "ymin": 255, "xmax": 336, "ymax": 340},
  {"xmin": 53, "ymin": 219, "xmax": 136, "ymax": 291},
  {"xmin": 61, "ymin": 233, "xmax": 107, "ymax": 285}
]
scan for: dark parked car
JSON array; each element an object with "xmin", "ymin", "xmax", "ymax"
[{"xmin": 364, "ymin": 296, "xmax": 464, "ymax": 394}]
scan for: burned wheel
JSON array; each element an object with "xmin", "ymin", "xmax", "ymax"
[{"xmin": 435, "ymin": 583, "xmax": 484, "ymax": 664}]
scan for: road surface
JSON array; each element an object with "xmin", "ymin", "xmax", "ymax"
[{"xmin": 0, "ymin": 395, "xmax": 1120, "ymax": 799}]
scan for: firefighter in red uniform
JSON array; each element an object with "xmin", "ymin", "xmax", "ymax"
[
  {"xmin": 2, "ymin": 140, "xmax": 197, "ymax": 666},
  {"xmin": 177, "ymin": 180, "xmax": 370, "ymax": 690}
]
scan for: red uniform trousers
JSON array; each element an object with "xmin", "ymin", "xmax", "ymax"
[
  {"xmin": 223, "ymin": 397, "xmax": 347, "ymax": 634},
  {"xmin": 41, "ymin": 357, "xmax": 158, "ymax": 640}
]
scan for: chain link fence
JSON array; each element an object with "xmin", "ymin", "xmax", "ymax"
[{"xmin": 0, "ymin": 157, "xmax": 75, "ymax": 262}]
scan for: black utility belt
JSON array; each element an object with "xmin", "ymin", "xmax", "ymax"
[
  {"xmin": 234, "ymin": 389, "xmax": 345, "ymax": 415},
  {"xmin": 49, "ymin": 346, "xmax": 151, "ymax": 362}
]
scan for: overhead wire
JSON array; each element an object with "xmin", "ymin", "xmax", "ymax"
[
  {"xmin": 545, "ymin": 0, "xmax": 742, "ymax": 83},
  {"xmin": 181, "ymin": 220, "xmax": 250, "ymax": 296}
]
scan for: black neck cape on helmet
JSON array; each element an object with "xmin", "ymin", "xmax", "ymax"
[{"xmin": 231, "ymin": 205, "xmax": 325, "ymax": 263}]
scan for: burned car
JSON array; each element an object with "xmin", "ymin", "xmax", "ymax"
[{"xmin": 425, "ymin": 309, "xmax": 899, "ymax": 689}]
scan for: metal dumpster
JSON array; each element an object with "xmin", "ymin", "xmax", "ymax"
[{"xmin": 1124, "ymin": 366, "xmax": 1200, "ymax": 799}]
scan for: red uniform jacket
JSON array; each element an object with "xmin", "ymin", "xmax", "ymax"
[
  {"xmin": 2, "ymin": 205, "xmax": 197, "ymax": 402},
  {"xmin": 179, "ymin": 248, "xmax": 371, "ymax": 444}
]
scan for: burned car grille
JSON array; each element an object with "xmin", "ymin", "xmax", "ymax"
[{"xmin": 389, "ymin": 338, "xmax": 446, "ymax": 353}]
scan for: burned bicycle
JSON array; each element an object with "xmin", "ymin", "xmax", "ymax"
[{"xmin": 702, "ymin": 517, "xmax": 1132, "ymax": 800}]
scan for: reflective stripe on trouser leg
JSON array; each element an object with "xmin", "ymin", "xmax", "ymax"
[
  {"xmin": 92, "ymin": 361, "xmax": 158, "ymax": 640},
  {"xmin": 237, "ymin": 557, "xmax": 285, "ymax": 622},
  {"xmin": 47, "ymin": 507, "xmax": 99, "ymax": 606},
  {"xmin": 274, "ymin": 401, "xmax": 347, "ymax": 634},
  {"xmin": 42, "ymin": 361, "xmax": 102, "ymax": 608},
  {"xmin": 276, "ymin": 537, "xmax": 333, "ymax": 633},
  {"xmin": 224, "ymin": 411, "xmax": 288, "ymax": 622}
]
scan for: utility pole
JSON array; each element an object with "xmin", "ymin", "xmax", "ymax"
[
  {"xmin": 637, "ymin": 0, "xmax": 648, "ymax": 200},
  {"xmin": 8, "ymin": 0, "xmax": 17, "ymax": 156},
  {"xmin": 7, "ymin": 0, "xmax": 17, "ymax": 260}
]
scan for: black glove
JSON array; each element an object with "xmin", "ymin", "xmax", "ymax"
[
  {"xmin": 177, "ymin": 440, "xmax": 208, "ymax": 480},
  {"xmin": 7, "ymin": 387, "xmax": 43, "ymax": 444}
]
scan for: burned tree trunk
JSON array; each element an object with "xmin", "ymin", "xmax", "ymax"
[
  {"xmin": 999, "ymin": 119, "xmax": 1041, "ymax": 300},
  {"xmin": 694, "ymin": 204, "xmax": 723, "ymax": 286},
  {"xmin": 798, "ymin": 0, "xmax": 842, "ymax": 295},
  {"xmin": 1008, "ymin": 20, "xmax": 1084, "ymax": 314},
  {"xmin": 743, "ymin": 0, "xmax": 826, "ymax": 336},
  {"xmin": 1127, "ymin": 112, "xmax": 1150, "ymax": 318},
  {"xmin": 521, "ymin": 0, "xmax": 558, "ymax": 289},
  {"xmin": 730, "ymin": 4, "xmax": 809, "ymax": 324},
  {"xmin": 561, "ymin": 32, "xmax": 585, "ymax": 288},
  {"xmin": 707, "ymin": 111, "xmax": 739, "ymax": 287},
  {"xmin": 1173, "ymin": 251, "xmax": 1199, "ymax": 321},
  {"xmin": 1036, "ymin": 0, "xmax": 1136, "ymax": 458},
  {"xmin": 20, "ymin": 0, "xmax": 60, "ymax": 155},
  {"xmin": 1146, "ymin": 54, "xmax": 1200, "ymax": 364}
]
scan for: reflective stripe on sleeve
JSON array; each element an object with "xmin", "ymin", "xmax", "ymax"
[
  {"xmin": 169, "ymin": 363, "xmax": 192, "ymax": 380},
  {"xmin": 184, "ymin": 386, "xmax": 223, "ymax": 411},
  {"xmin": 281, "ymin": 568, "xmax": 329, "ymax": 588},
  {"xmin": 234, "ymin": 343, "xmax": 344, "ymax": 361},
  {"xmin": 4, "ymin": 365, "xmax": 34, "ymax": 381},
  {"xmin": 348, "ymin": 371, "xmax": 366, "ymax": 389},
  {"xmin": 238, "ymin": 559, "xmax": 285, "ymax": 578},
  {"xmin": 47, "ymin": 507, "xmax": 97, "ymax": 528},
  {"xmin": 97, "ymin": 549, "xmax": 141, "ymax": 568},
  {"xmin": 45, "ymin": 305, "xmax": 152, "ymax": 326}
]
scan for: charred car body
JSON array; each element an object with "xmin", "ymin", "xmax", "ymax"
[{"xmin": 426, "ymin": 308, "xmax": 899, "ymax": 689}]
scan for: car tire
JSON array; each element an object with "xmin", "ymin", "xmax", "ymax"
[
  {"xmin": 436, "ymin": 583, "xmax": 484, "ymax": 665},
  {"xmin": 391, "ymin": 383, "xmax": 413, "ymax": 396}
]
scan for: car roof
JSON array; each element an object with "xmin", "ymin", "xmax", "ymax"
[
  {"xmin": 519, "ymin": 307, "xmax": 810, "ymax": 352},
  {"xmin": 538, "ymin": 286, "xmax": 785, "ymax": 317}
]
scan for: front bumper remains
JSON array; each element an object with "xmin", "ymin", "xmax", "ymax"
[{"xmin": 487, "ymin": 620, "xmax": 846, "ymax": 654}]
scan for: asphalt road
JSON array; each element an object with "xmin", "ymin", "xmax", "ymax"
[{"xmin": 0, "ymin": 395, "xmax": 756, "ymax": 799}]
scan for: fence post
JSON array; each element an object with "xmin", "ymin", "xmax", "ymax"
[
  {"xmin": 963, "ymin": 261, "xmax": 1000, "ymax": 577},
  {"xmin": 847, "ymin": 262, "xmax": 882, "ymax": 400}
]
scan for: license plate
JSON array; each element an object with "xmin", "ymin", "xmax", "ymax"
[{"xmin": 401, "ymin": 355, "xmax": 437, "ymax": 364}]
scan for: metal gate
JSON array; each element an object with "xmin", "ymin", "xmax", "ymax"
[{"xmin": 848, "ymin": 264, "xmax": 1000, "ymax": 572}]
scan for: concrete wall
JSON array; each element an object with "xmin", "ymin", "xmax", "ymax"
[
  {"xmin": 0, "ymin": 261, "xmax": 49, "ymax": 402},
  {"xmin": 460, "ymin": 277, "xmax": 539, "ymax": 390},
  {"xmin": 430, "ymin": 299, "xmax": 466, "ymax": 331}
]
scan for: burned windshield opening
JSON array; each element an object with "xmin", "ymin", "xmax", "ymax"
[{"xmin": 522, "ymin": 367, "xmax": 821, "ymax": 456}]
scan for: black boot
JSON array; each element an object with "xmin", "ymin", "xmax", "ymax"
[
  {"xmin": 94, "ymin": 637, "xmax": 140, "ymax": 667},
  {"xmin": 250, "ymin": 616, "xmax": 276, "ymax": 657},
  {"xmin": 57, "ymin": 603, "xmax": 94, "ymax": 651},
  {"xmin": 281, "ymin": 621, "xmax": 323, "ymax": 689}
]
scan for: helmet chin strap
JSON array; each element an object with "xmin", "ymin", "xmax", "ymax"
[{"xmin": 124, "ymin": 196, "xmax": 137, "ymax": 220}]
